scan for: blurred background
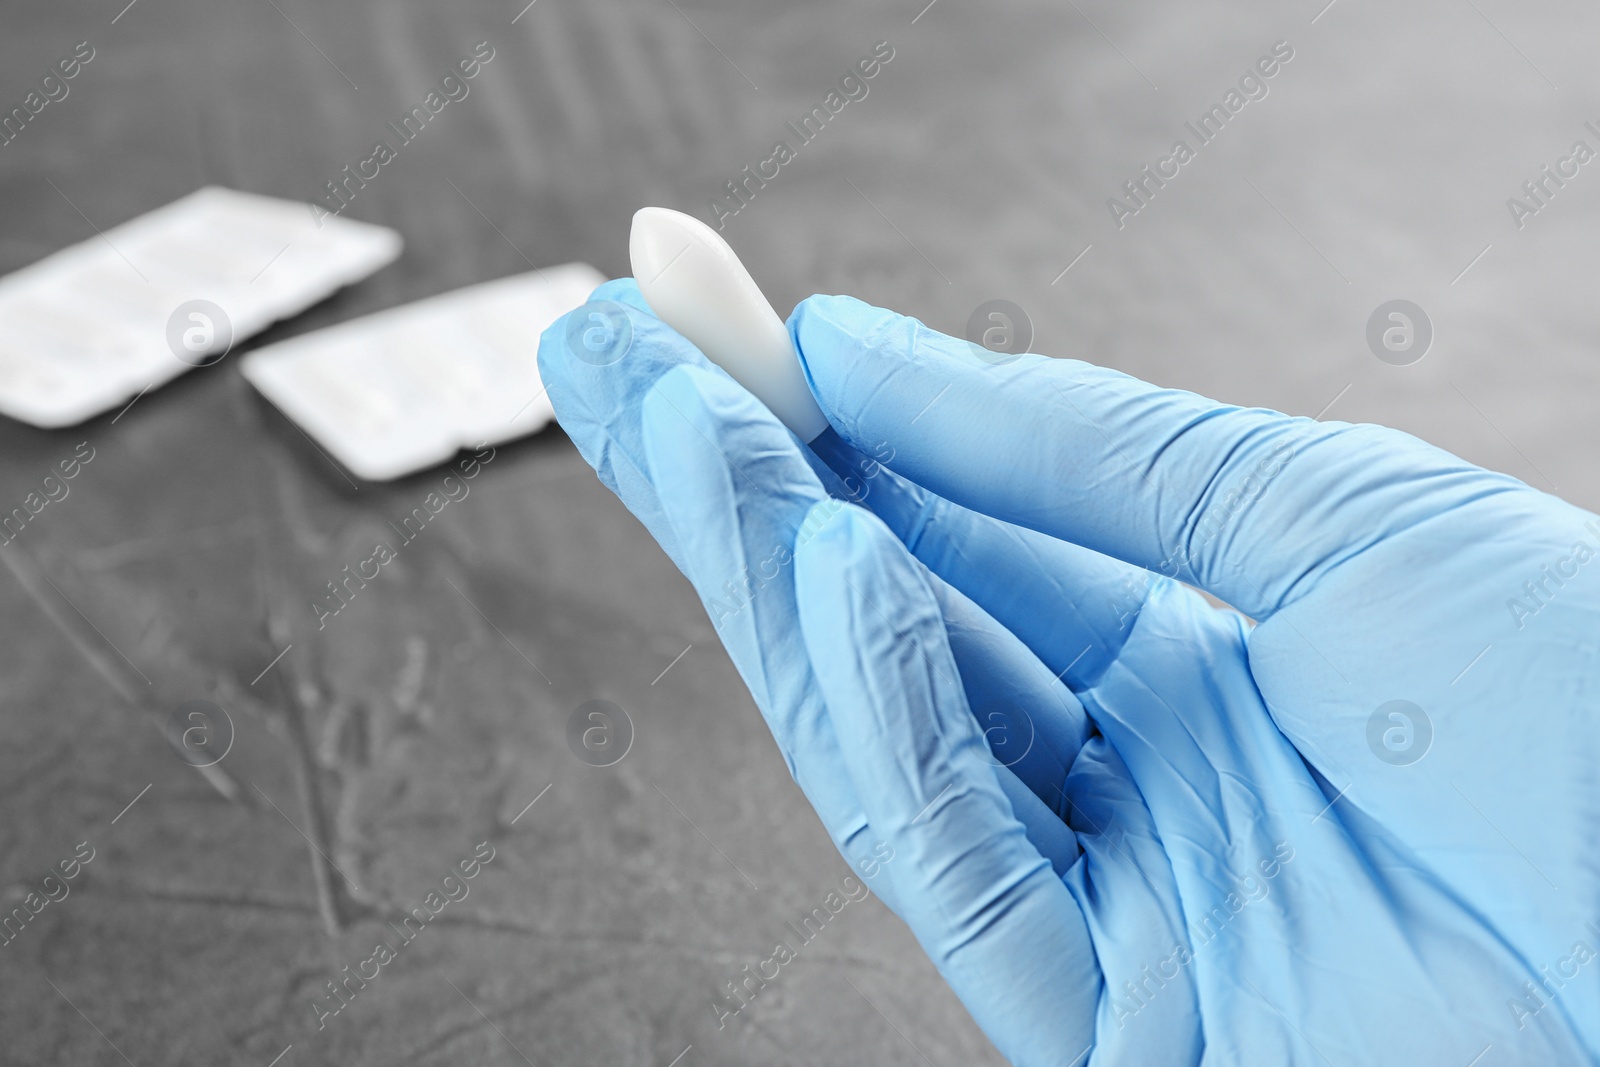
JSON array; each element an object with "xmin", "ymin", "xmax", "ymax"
[{"xmin": 2, "ymin": 0, "xmax": 1599, "ymax": 1063}]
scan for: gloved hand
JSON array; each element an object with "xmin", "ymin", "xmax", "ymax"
[{"xmin": 538, "ymin": 279, "xmax": 1600, "ymax": 1066}]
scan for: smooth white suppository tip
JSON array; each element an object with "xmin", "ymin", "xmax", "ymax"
[{"xmin": 629, "ymin": 207, "xmax": 829, "ymax": 443}]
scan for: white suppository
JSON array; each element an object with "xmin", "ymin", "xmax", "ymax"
[{"xmin": 629, "ymin": 206, "xmax": 829, "ymax": 442}]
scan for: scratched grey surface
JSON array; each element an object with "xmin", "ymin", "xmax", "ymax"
[{"xmin": 2, "ymin": 0, "xmax": 1599, "ymax": 1064}]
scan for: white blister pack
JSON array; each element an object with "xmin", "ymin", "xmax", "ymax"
[
  {"xmin": 0, "ymin": 186, "xmax": 402, "ymax": 428},
  {"xmin": 240, "ymin": 263, "xmax": 605, "ymax": 482}
]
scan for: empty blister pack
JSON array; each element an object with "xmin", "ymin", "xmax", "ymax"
[{"xmin": 240, "ymin": 263, "xmax": 605, "ymax": 481}]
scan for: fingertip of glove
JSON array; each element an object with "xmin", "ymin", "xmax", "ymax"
[
  {"xmin": 537, "ymin": 301, "xmax": 612, "ymax": 391},
  {"xmin": 794, "ymin": 501, "xmax": 925, "ymax": 615},
  {"xmin": 794, "ymin": 498, "xmax": 866, "ymax": 566},
  {"xmin": 589, "ymin": 276, "xmax": 651, "ymax": 312},
  {"xmin": 639, "ymin": 363, "xmax": 716, "ymax": 453},
  {"xmin": 642, "ymin": 358, "xmax": 749, "ymax": 425},
  {"xmin": 539, "ymin": 281, "xmax": 647, "ymax": 372},
  {"xmin": 788, "ymin": 295, "xmax": 947, "ymax": 442},
  {"xmin": 788, "ymin": 294, "xmax": 911, "ymax": 370},
  {"xmin": 538, "ymin": 280, "xmax": 714, "ymax": 442},
  {"xmin": 637, "ymin": 364, "xmax": 763, "ymax": 483}
]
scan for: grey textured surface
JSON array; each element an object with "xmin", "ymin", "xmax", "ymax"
[{"xmin": 1, "ymin": 0, "xmax": 1598, "ymax": 1064}]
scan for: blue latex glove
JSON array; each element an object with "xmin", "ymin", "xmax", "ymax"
[{"xmin": 539, "ymin": 280, "xmax": 1600, "ymax": 1066}]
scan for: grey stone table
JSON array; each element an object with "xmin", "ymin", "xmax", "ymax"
[{"xmin": 2, "ymin": 0, "xmax": 1597, "ymax": 1063}]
